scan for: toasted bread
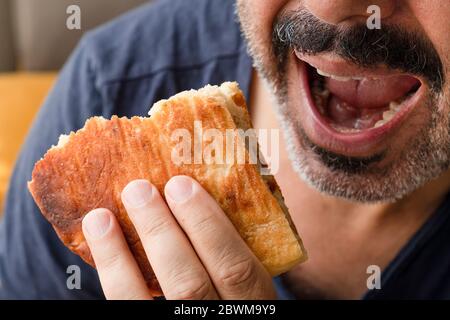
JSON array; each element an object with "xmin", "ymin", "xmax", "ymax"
[{"xmin": 28, "ymin": 82, "xmax": 307, "ymax": 296}]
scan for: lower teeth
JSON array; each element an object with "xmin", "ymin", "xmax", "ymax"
[
  {"xmin": 312, "ymin": 85, "xmax": 407, "ymax": 132},
  {"xmin": 373, "ymin": 101, "xmax": 403, "ymax": 128}
]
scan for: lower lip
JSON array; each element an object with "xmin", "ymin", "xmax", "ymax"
[{"xmin": 294, "ymin": 57, "xmax": 425, "ymax": 156}]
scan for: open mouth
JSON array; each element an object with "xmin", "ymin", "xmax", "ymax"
[
  {"xmin": 308, "ymin": 64, "xmax": 421, "ymax": 132},
  {"xmin": 292, "ymin": 51, "xmax": 427, "ymax": 155}
]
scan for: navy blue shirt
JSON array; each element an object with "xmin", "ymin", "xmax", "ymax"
[{"xmin": 1, "ymin": 0, "xmax": 450, "ymax": 299}]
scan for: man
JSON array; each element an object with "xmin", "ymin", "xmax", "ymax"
[{"xmin": 1, "ymin": 0, "xmax": 449, "ymax": 299}]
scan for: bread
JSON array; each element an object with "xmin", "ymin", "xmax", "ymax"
[{"xmin": 28, "ymin": 82, "xmax": 307, "ymax": 297}]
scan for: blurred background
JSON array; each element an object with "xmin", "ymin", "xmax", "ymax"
[{"xmin": 0, "ymin": 0, "xmax": 151, "ymax": 211}]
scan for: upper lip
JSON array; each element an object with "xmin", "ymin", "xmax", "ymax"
[{"xmin": 295, "ymin": 50, "xmax": 423, "ymax": 83}]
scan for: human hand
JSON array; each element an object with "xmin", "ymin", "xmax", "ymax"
[{"xmin": 82, "ymin": 176, "xmax": 277, "ymax": 300}]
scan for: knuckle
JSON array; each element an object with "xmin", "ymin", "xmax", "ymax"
[
  {"xmin": 176, "ymin": 204, "xmax": 216, "ymax": 236},
  {"xmin": 190, "ymin": 212, "xmax": 216, "ymax": 235},
  {"xmin": 217, "ymin": 257, "xmax": 257, "ymax": 289},
  {"xmin": 169, "ymin": 276, "xmax": 213, "ymax": 300},
  {"xmin": 97, "ymin": 250, "xmax": 122, "ymax": 272},
  {"xmin": 139, "ymin": 215, "xmax": 174, "ymax": 239}
]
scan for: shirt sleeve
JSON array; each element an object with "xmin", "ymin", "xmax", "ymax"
[{"xmin": 0, "ymin": 35, "xmax": 105, "ymax": 299}]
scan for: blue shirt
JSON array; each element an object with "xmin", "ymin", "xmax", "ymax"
[{"xmin": 1, "ymin": 0, "xmax": 450, "ymax": 299}]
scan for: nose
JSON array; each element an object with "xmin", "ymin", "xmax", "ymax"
[{"xmin": 304, "ymin": 0, "xmax": 396, "ymax": 25}]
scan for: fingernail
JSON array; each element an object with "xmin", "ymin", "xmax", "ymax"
[
  {"xmin": 165, "ymin": 176, "xmax": 193, "ymax": 203},
  {"xmin": 122, "ymin": 180, "xmax": 153, "ymax": 208},
  {"xmin": 83, "ymin": 209, "xmax": 111, "ymax": 239}
]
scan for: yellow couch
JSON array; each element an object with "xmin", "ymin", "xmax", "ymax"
[{"xmin": 0, "ymin": 73, "xmax": 56, "ymax": 211}]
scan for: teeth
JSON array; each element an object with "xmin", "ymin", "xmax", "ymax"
[
  {"xmin": 316, "ymin": 68, "xmax": 332, "ymax": 77},
  {"xmin": 330, "ymin": 75, "xmax": 352, "ymax": 82},
  {"xmin": 382, "ymin": 110, "xmax": 396, "ymax": 121},
  {"xmin": 316, "ymin": 68, "xmax": 364, "ymax": 82},
  {"xmin": 375, "ymin": 120, "xmax": 387, "ymax": 128},
  {"xmin": 312, "ymin": 68, "xmax": 408, "ymax": 131},
  {"xmin": 374, "ymin": 106, "xmax": 398, "ymax": 128},
  {"xmin": 373, "ymin": 101, "xmax": 403, "ymax": 128},
  {"xmin": 389, "ymin": 101, "xmax": 400, "ymax": 112}
]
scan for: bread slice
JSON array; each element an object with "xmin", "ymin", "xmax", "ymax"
[{"xmin": 28, "ymin": 82, "xmax": 307, "ymax": 297}]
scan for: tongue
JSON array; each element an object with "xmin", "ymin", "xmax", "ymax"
[
  {"xmin": 327, "ymin": 95, "xmax": 383, "ymax": 129},
  {"xmin": 326, "ymin": 75, "xmax": 420, "ymax": 109}
]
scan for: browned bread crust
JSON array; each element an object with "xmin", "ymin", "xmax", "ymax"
[{"xmin": 28, "ymin": 82, "xmax": 307, "ymax": 297}]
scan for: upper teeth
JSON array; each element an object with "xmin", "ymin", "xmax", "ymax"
[{"xmin": 316, "ymin": 68, "xmax": 365, "ymax": 81}]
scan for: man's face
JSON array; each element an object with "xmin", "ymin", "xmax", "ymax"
[{"xmin": 237, "ymin": 0, "xmax": 450, "ymax": 202}]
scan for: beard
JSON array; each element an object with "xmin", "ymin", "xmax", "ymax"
[{"xmin": 236, "ymin": 4, "xmax": 450, "ymax": 203}]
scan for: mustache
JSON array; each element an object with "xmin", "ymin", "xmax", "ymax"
[{"xmin": 272, "ymin": 9, "xmax": 444, "ymax": 93}]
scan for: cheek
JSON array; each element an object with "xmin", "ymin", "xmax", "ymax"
[
  {"xmin": 408, "ymin": 2, "xmax": 450, "ymax": 70},
  {"xmin": 408, "ymin": 3, "xmax": 450, "ymax": 117}
]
